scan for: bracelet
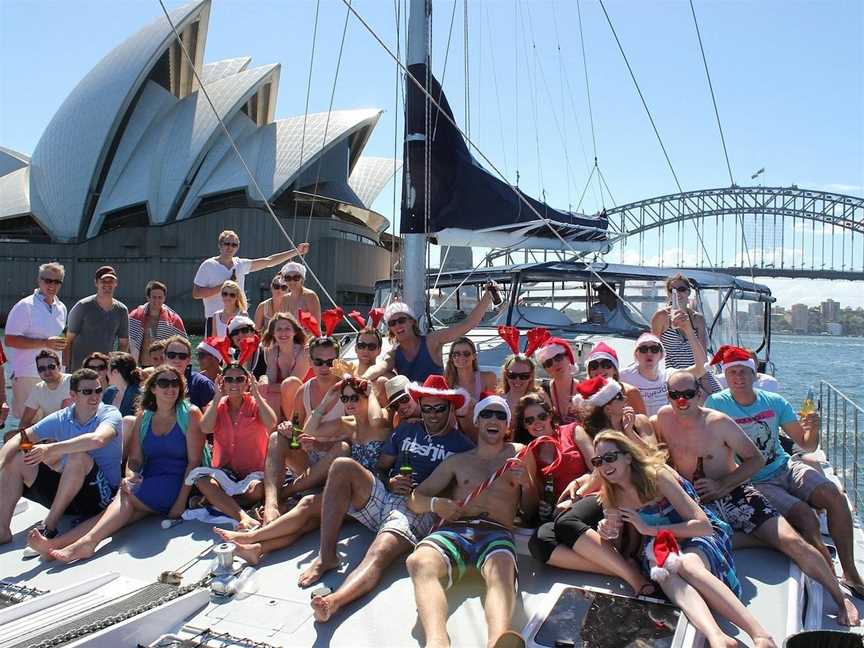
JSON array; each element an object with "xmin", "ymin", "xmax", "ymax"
[
  {"xmin": 310, "ymin": 409, "xmax": 323, "ymax": 417},
  {"xmin": 430, "ymin": 497, "xmax": 439, "ymax": 513}
]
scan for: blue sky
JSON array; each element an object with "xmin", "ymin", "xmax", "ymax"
[{"xmin": 2, "ymin": 0, "xmax": 862, "ymax": 307}]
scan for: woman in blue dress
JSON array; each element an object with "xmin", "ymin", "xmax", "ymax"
[
  {"xmin": 45, "ymin": 366, "xmax": 205, "ymax": 563},
  {"xmin": 593, "ymin": 430, "xmax": 777, "ymax": 648}
]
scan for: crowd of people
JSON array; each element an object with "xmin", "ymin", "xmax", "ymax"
[{"xmin": 1, "ymin": 241, "xmax": 860, "ymax": 648}]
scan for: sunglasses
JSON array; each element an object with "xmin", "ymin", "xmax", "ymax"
[
  {"xmin": 37, "ymin": 363, "xmax": 58, "ymax": 373},
  {"xmin": 588, "ymin": 359, "xmax": 615, "ymax": 371},
  {"xmin": 312, "ymin": 357, "xmax": 336, "ymax": 367},
  {"xmin": 610, "ymin": 392, "xmax": 625, "ymax": 402},
  {"xmin": 671, "ymin": 285, "xmax": 691, "ymax": 293},
  {"xmin": 340, "ymin": 394, "xmax": 361, "ymax": 403},
  {"xmin": 223, "ymin": 375, "xmax": 246, "ymax": 384},
  {"xmin": 284, "ymin": 274, "xmax": 303, "ymax": 282},
  {"xmin": 590, "ymin": 450, "xmax": 627, "ymax": 468},
  {"xmin": 421, "ymin": 403, "xmax": 450, "ymax": 414},
  {"xmin": 477, "ymin": 409, "xmax": 508, "ymax": 422},
  {"xmin": 155, "ymin": 378, "xmax": 181, "ymax": 389},
  {"xmin": 391, "ymin": 394, "xmax": 410, "ymax": 407},
  {"xmin": 450, "ymin": 350, "xmax": 473, "ymax": 358},
  {"xmin": 507, "ymin": 371, "xmax": 531, "ymax": 381},
  {"xmin": 637, "ymin": 344, "xmax": 662, "ymax": 354},
  {"xmin": 222, "ymin": 291, "xmax": 238, "ymax": 298},
  {"xmin": 76, "ymin": 386, "xmax": 104, "ymax": 396},
  {"xmin": 542, "ymin": 352, "xmax": 568, "ymax": 369},
  {"xmin": 40, "ymin": 277, "xmax": 63, "ymax": 285},
  {"xmin": 231, "ymin": 326, "xmax": 254, "ymax": 336},
  {"xmin": 271, "ymin": 283, "xmax": 288, "ymax": 290},
  {"xmin": 355, "ymin": 341, "xmax": 379, "ymax": 351},
  {"xmin": 165, "ymin": 351, "xmax": 190, "ymax": 360},
  {"xmin": 220, "ymin": 241, "xmax": 239, "ymax": 247},
  {"xmin": 523, "ymin": 412, "xmax": 550, "ymax": 425},
  {"xmin": 85, "ymin": 364, "xmax": 107, "ymax": 372},
  {"xmin": 668, "ymin": 388, "xmax": 699, "ymax": 400},
  {"xmin": 388, "ymin": 316, "xmax": 408, "ymax": 328}
]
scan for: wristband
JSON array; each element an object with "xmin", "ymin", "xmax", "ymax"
[
  {"xmin": 430, "ymin": 497, "xmax": 439, "ymax": 513},
  {"xmin": 311, "ymin": 409, "xmax": 323, "ymax": 418}
]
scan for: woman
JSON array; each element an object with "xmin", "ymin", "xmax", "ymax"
[
  {"xmin": 206, "ymin": 280, "xmax": 248, "ymax": 337},
  {"xmin": 444, "ymin": 337, "xmax": 496, "ymax": 400},
  {"xmin": 254, "ymin": 274, "xmax": 291, "ymax": 332},
  {"xmin": 102, "ymin": 352, "xmax": 143, "ymax": 417},
  {"xmin": 192, "ymin": 363, "xmax": 277, "ymax": 529},
  {"xmin": 354, "ymin": 327, "xmax": 383, "ymax": 378},
  {"xmin": 585, "ymin": 342, "xmax": 646, "ymax": 414},
  {"xmin": 578, "ymin": 375, "xmax": 656, "ymax": 447},
  {"xmin": 594, "ymin": 431, "xmax": 776, "ymax": 648},
  {"xmin": 83, "ymin": 352, "xmax": 111, "ymax": 390},
  {"xmin": 259, "ymin": 313, "xmax": 309, "ymax": 420},
  {"xmin": 36, "ymin": 366, "xmax": 204, "ymax": 563},
  {"xmin": 650, "ymin": 272, "xmax": 720, "ymax": 394},
  {"xmin": 498, "ymin": 354, "xmax": 549, "ymax": 424},
  {"xmin": 535, "ymin": 337, "xmax": 579, "ymax": 424},
  {"xmin": 520, "ymin": 394, "xmax": 653, "ymax": 596},
  {"xmin": 215, "ymin": 377, "xmax": 391, "ymax": 564},
  {"xmin": 227, "ymin": 315, "xmax": 265, "ymax": 378},
  {"xmin": 280, "ymin": 261, "xmax": 322, "ymax": 323}
]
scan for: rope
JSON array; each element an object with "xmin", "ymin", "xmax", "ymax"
[
  {"xmin": 155, "ymin": 0, "xmax": 358, "ymax": 332},
  {"xmin": 576, "ymin": 0, "xmax": 598, "ymax": 164}
]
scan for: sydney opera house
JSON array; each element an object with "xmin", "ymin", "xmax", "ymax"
[{"xmin": 0, "ymin": 0, "xmax": 399, "ymax": 328}]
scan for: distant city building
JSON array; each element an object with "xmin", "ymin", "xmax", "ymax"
[
  {"xmin": 790, "ymin": 303, "xmax": 809, "ymax": 333},
  {"xmin": 827, "ymin": 322, "xmax": 843, "ymax": 336},
  {"xmin": 822, "ymin": 299, "xmax": 841, "ymax": 322}
]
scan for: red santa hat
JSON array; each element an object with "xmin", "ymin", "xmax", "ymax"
[
  {"xmin": 572, "ymin": 375, "xmax": 622, "ymax": 407},
  {"xmin": 710, "ymin": 345, "xmax": 756, "ymax": 373},
  {"xmin": 535, "ymin": 337, "xmax": 574, "ymax": 366},
  {"xmin": 407, "ymin": 375, "xmax": 469, "ymax": 410},
  {"xmin": 587, "ymin": 341, "xmax": 619, "ymax": 370},
  {"xmin": 647, "ymin": 529, "xmax": 683, "ymax": 583}
]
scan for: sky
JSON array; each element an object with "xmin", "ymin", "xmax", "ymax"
[{"xmin": 2, "ymin": 0, "xmax": 862, "ymax": 308}]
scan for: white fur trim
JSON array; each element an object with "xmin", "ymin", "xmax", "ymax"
[
  {"xmin": 650, "ymin": 566, "xmax": 670, "ymax": 583},
  {"xmin": 585, "ymin": 380, "xmax": 622, "ymax": 407},
  {"xmin": 535, "ymin": 343, "xmax": 566, "ymax": 364},
  {"xmin": 587, "ymin": 350, "xmax": 618, "ymax": 369},
  {"xmin": 197, "ymin": 341, "xmax": 223, "ymax": 363},
  {"xmin": 722, "ymin": 359, "xmax": 757, "ymax": 373},
  {"xmin": 473, "ymin": 394, "xmax": 512, "ymax": 425},
  {"xmin": 280, "ymin": 261, "xmax": 306, "ymax": 278},
  {"xmin": 227, "ymin": 315, "xmax": 255, "ymax": 334},
  {"xmin": 383, "ymin": 301, "xmax": 417, "ymax": 323},
  {"xmin": 664, "ymin": 551, "xmax": 682, "ymax": 574}
]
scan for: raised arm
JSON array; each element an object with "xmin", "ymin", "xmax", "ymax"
[
  {"xmin": 782, "ymin": 416, "xmax": 819, "ymax": 453},
  {"xmin": 248, "ymin": 242, "xmax": 310, "ymax": 273},
  {"xmin": 362, "ymin": 345, "xmax": 396, "ymax": 381},
  {"xmin": 249, "ymin": 379, "xmax": 277, "ymax": 431},
  {"xmin": 673, "ymin": 310, "xmax": 707, "ymax": 377}
]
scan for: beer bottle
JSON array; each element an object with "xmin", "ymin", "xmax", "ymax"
[
  {"xmin": 399, "ymin": 451, "xmax": 413, "ymax": 478},
  {"xmin": 19, "ymin": 429, "xmax": 33, "ymax": 452},
  {"xmin": 541, "ymin": 474, "xmax": 557, "ymax": 523},
  {"xmin": 289, "ymin": 414, "xmax": 301, "ymax": 450},
  {"xmin": 800, "ymin": 387, "xmax": 817, "ymax": 417}
]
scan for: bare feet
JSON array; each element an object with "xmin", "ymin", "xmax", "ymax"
[
  {"xmin": 705, "ymin": 633, "xmax": 736, "ymax": 648},
  {"xmin": 49, "ymin": 539, "xmax": 97, "ymax": 563},
  {"xmin": 232, "ymin": 542, "xmax": 263, "ymax": 565},
  {"xmin": 311, "ymin": 593, "xmax": 340, "ymax": 623},
  {"xmin": 298, "ymin": 555, "xmax": 339, "ymax": 588},
  {"xmin": 26, "ymin": 529, "xmax": 57, "ymax": 559},
  {"xmin": 753, "ymin": 636, "xmax": 777, "ymax": 648},
  {"xmin": 838, "ymin": 596, "xmax": 860, "ymax": 626},
  {"xmin": 213, "ymin": 526, "xmax": 252, "ymax": 543},
  {"xmin": 236, "ymin": 512, "xmax": 261, "ymax": 531},
  {"xmin": 261, "ymin": 503, "xmax": 281, "ymax": 526}
]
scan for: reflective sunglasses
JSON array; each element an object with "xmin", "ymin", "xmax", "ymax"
[
  {"xmin": 36, "ymin": 363, "xmax": 58, "ymax": 373},
  {"xmin": 420, "ymin": 403, "xmax": 450, "ymax": 414},
  {"xmin": 450, "ymin": 350, "xmax": 473, "ymax": 358},
  {"xmin": 231, "ymin": 326, "xmax": 254, "ymax": 336},
  {"xmin": 477, "ymin": 409, "xmax": 508, "ymax": 422},
  {"xmin": 76, "ymin": 386, "xmax": 104, "ymax": 396},
  {"xmin": 388, "ymin": 316, "xmax": 408, "ymax": 328},
  {"xmin": 271, "ymin": 282, "xmax": 288, "ymax": 290},
  {"xmin": 222, "ymin": 291, "xmax": 238, "ymax": 298},
  {"xmin": 284, "ymin": 274, "xmax": 303, "ymax": 282},
  {"xmin": 220, "ymin": 240, "xmax": 239, "ymax": 247},
  {"xmin": 637, "ymin": 344, "xmax": 662, "ymax": 354},
  {"xmin": 165, "ymin": 351, "xmax": 190, "ymax": 360},
  {"xmin": 523, "ymin": 412, "xmax": 550, "ymax": 425},
  {"xmin": 340, "ymin": 394, "xmax": 361, "ymax": 403},
  {"xmin": 542, "ymin": 352, "xmax": 567, "ymax": 369},
  {"xmin": 507, "ymin": 371, "xmax": 531, "ymax": 381},
  {"xmin": 40, "ymin": 277, "xmax": 63, "ymax": 285},
  {"xmin": 85, "ymin": 363, "xmax": 107, "ymax": 372},
  {"xmin": 590, "ymin": 450, "xmax": 627, "ymax": 468},
  {"xmin": 312, "ymin": 357, "xmax": 336, "ymax": 367},
  {"xmin": 223, "ymin": 375, "xmax": 246, "ymax": 384},
  {"xmin": 355, "ymin": 341, "xmax": 379, "ymax": 351},
  {"xmin": 668, "ymin": 388, "xmax": 699, "ymax": 400},
  {"xmin": 154, "ymin": 378, "xmax": 181, "ymax": 389},
  {"xmin": 588, "ymin": 359, "xmax": 615, "ymax": 371}
]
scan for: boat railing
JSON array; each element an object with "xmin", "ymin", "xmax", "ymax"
[{"xmin": 819, "ymin": 381, "xmax": 864, "ymax": 518}]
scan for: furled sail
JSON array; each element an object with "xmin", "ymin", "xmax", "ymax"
[{"xmin": 400, "ymin": 63, "xmax": 609, "ymax": 252}]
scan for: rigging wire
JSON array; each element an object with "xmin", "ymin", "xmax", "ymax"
[
  {"xmin": 390, "ymin": 0, "xmax": 402, "ymax": 289},
  {"xmin": 430, "ymin": 0, "xmax": 459, "ymax": 140},
  {"xmin": 484, "ymin": 5, "xmax": 509, "ymax": 178},
  {"xmin": 155, "ymin": 0, "xmax": 358, "ymax": 331},
  {"xmin": 576, "ymin": 0, "xmax": 598, "ymax": 163}
]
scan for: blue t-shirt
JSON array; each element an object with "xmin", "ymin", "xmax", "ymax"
[
  {"xmin": 382, "ymin": 421, "xmax": 475, "ymax": 486},
  {"xmin": 704, "ymin": 388, "xmax": 798, "ymax": 482},
  {"xmin": 187, "ymin": 370, "xmax": 215, "ymax": 410},
  {"xmin": 32, "ymin": 401, "xmax": 124, "ymax": 488}
]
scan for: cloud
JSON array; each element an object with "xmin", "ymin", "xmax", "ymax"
[{"xmin": 809, "ymin": 183, "xmax": 864, "ymax": 195}]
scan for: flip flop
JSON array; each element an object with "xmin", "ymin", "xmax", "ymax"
[{"xmin": 840, "ymin": 579, "xmax": 864, "ymax": 601}]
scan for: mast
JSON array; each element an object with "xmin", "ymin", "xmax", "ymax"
[{"xmin": 402, "ymin": 0, "xmax": 431, "ymax": 330}]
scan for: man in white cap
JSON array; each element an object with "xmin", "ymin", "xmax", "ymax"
[
  {"xmin": 300, "ymin": 375, "xmax": 474, "ymax": 623},
  {"xmin": 279, "ymin": 261, "xmax": 321, "ymax": 323},
  {"xmin": 704, "ymin": 346, "xmax": 864, "ymax": 602},
  {"xmin": 363, "ymin": 283, "xmax": 500, "ymax": 384},
  {"xmin": 383, "ymin": 374, "xmax": 420, "ymax": 425},
  {"xmin": 406, "ymin": 394, "xmax": 538, "ymax": 648},
  {"xmin": 192, "ymin": 229, "xmax": 310, "ymax": 321}
]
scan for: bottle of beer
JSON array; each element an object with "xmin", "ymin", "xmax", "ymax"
[
  {"xmin": 800, "ymin": 387, "xmax": 817, "ymax": 417},
  {"xmin": 289, "ymin": 414, "xmax": 301, "ymax": 450},
  {"xmin": 399, "ymin": 451, "xmax": 413, "ymax": 479},
  {"xmin": 693, "ymin": 456, "xmax": 706, "ymax": 482},
  {"xmin": 541, "ymin": 474, "xmax": 557, "ymax": 523},
  {"xmin": 19, "ymin": 429, "xmax": 33, "ymax": 452}
]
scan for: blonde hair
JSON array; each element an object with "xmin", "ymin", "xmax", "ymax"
[
  {"xmin": 594, "ymin": 430, "xmax": 669, "ymax": 509},
  {"xmin": 498, "ymin": 354, "xmax": 538, "ymax": 394},
  {"xmin": 221, "ymin": 280, "xmax": 247, "ymax": 313},
  {"xmin": 219, "ymin": 230, "xmax": 239, "ymax": 243}
]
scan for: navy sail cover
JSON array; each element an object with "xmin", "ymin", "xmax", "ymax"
[{"xmin": 400, "ymin": 63, "xmax": 608, "ymax": 248}]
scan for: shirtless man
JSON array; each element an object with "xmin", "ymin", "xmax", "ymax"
[
  {"xmin": 655, "ymin": 371, "xmax": 858, "ymax": 626},
  {"xmin": 407, "ymin": 395, "xmax": 538, "ymax": 648}
]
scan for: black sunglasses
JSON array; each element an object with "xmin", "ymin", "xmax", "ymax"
[
  {"xmin": 391, "ymin": 394, "xmax": 411, "ymax": 407},
  {"xmin": 340, "ymin": 394, "xmax": 361, "ymax": 403},
  {"xmin": 542, "ymin": 352, "xmax": 567, "ymax": 369},
  {"xmin": 388, "ymin": 316, "xmax": 408, "ymax": 328},
  {"xmin": 85, "ymin": 364, "xmax": 107, "ymax": 371},
  {"xmin": 220, "ymin": 241, "xmax": 239, "ymax": 247},
  {"xmin": 590, "ymin": 450, "xmax": 627, "ymax": 468},
  {"xmin": 154, "ymin": 378, "xmax": 181, "ymax": 389},
  {"xmin": 165, "ymin": 351, "xmax": 190, "ymax": 360},
  {"xmin": 355, "ymin": 341, "xmax": 379, "ymax": 351},
  {"xmin": 450, "ymin": 350, "xmax": 473, "ymax": 358},
  {"xmin": 37, "ymin": 363, "xmax": 58, "ymax": 373},
  {"xmin": 284, "ymin": 274, "xmax": 303, "ymax": 282},
  {"xmin": 507, "ymin": 371, "xmax": 531, "ymax": 381},
  {"xmin": 77, "ymin": 386, "xmax": 104, "ymax": 396},
  {"xmin": 523, "ymin": 412, "xmax": 550, "ymax": 425},
  {"xmin": 312, "ymin": 357, "xmax": 336, "ymax": 367},
  {"xmin": 271, "ymin": 283, "xmax": 288, "ymax": 290},
  {"xmin": 231, "ymin": 326, "xmax": 254, "ymax": 336},
  {"xmin": 478, "ymin": 409, "xmax": 508, "ymax": 422},
  {"xmin": 421, "ymin": 403, "xmax": 450, "ymax": 414},
  {"xmin": 668, "ymin": 388, "xmax": 699, "ymax": 400},
  {"xmin": 671, "ymin": 285, "xmax": 691, "ymax": 293},
  {"xmin": 40, "ymin": 277, "xmax": 63, "ymax": 285},
  {"xmin": 588, "ymin": 359, "xmax": 615, "ymax": 371},
  {"xmin": 637, "ymin": 344, "xmax": 662, "ymax": 354},
  {"xmin": 223, "ymin": 375, "xmax": 246, "ymax": 384}
]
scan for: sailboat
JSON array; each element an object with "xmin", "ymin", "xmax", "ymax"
[{"xmin": 3, "ymin": 2, "xmax": 863, "ymax": 647}]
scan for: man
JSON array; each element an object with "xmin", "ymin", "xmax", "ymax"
[
  {"xmin": 407, "ymin": 395, "xmax": 537, "ymax": 648},
  {"xmin": 163, "ymin": 335, "xmax": 215, "ymax": 410},
  {"xmin": 382, "ymin": 374, "xmax": 421, "ymax": 426},
  {"xmin": 14, "ymin": 350, "xmax": 71, "ymax": 432},
  {"xmin": 715, "ymin": 347, "xmax": 779, "ymax": 392},
  {"xmin": 128, "ymin": 280, "xmax": 186, "ymax": 366},
  {"xmin": 0, "ymin": 368, "xmax": 122, "ymax": 543},
  {"xmin": 4, "ymin": 262, "xmax": 68, "ymax": 418},
  {"xmin": 192, "ymin": 229, "xmax": 310, "ymax": 320},
  {"xmin": 704, "ymin": 345, "xmax": 864, "ymax": 600},
  {"xmin": 197, "ymin": 339, "xmax": 224, "ymax": 382},
  {"xmin": 656, "ymin": 370, "xmax": 858, "ymax": 626},
  {"xmin": 65, "ymin": 266, "xmax": 129, "ymax": 371},
  {"xmin": 300, "ymin": 375, "xmax": 475, "ymax": 623},
  {"xmin": 588, "ymin": 283, "xmax": 635, "ymax": 329}
]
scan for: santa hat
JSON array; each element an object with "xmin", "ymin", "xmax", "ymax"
[
  {"xmin": 634, "ymin": 332, "xmax": 664, "ymax": 355},
  {"xmin": 710, "ymin": 345, "xmax": 756, "ymax": 373},
  {"xmin": 573, "ymin": 376, "xmax": 622, "ymax": 407},
  {"xmin": 646, "ymin": 529, "xmax": 682, "ymax": 583},
  {"xmin": 321, "ymin": 307, "xmax": 343, "ymax": 337},
  {"xmin": 227, "ymin": 315, "xmax": 256, "ymax": 335},
  {"xmin": 383, "ymin": 301, "xmax": 417, "ymax": 324},
  {"xmin": 473, "ymin": 394, "xmax": 512, "ymax": 425},
  {"xmin": 280, "ymin": 261, "xmax": 306, "ymax": 279},
  {"xmin": 407, "ymin": 375, "xmax": 468, "ymax": 410},
  {"xmin": 198, "ymin": 338, "xmax": 227, "ymax": 365},
  {"xmin": 587, "ymin": 341, "xmax": 619, "ymax": 370},
  {"xmin": 535, "ymin": 337, "xmax": 574, "ymax": 366}
]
